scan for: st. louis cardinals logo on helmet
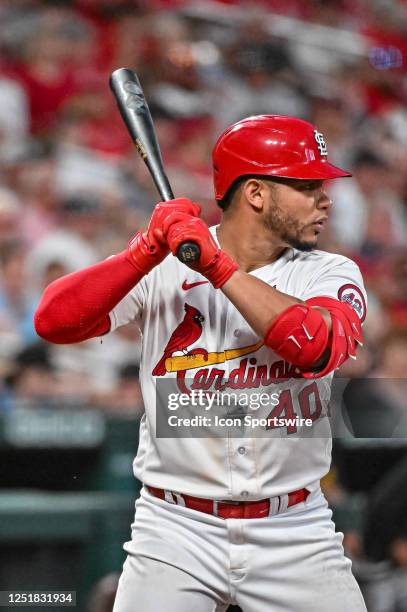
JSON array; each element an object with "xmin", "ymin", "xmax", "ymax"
[{"xmin": 314, "ymin": 130, "xmax": 328, "ymax": 156}]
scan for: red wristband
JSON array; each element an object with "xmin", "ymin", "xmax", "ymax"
[{"xmin": 204, "ymin": 251, "xmax": 239, "ymax": 288}]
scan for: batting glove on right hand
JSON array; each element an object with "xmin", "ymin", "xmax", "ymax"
[
  {"xmin": 126, "ymin": 198, "xmax": 201, "ymax": 275},
  {"xmin": 164, "ymin": 215, "xmax": 238, "ymax": 288}
]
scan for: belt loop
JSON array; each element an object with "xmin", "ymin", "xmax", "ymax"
[
  {"xmin": 268, "ymin": 496, "xmax": 279, "ymax": 517},
  {"xmin": 164, "ymin": 490, "xmax": 176, "ymax": 504},
  {"xmin": 173, "ymin": 493, "xmax": 185, "ymax": 507},
  {"xmin": 213, "ymin": 500, "xmax": 219, "ymax": 517},
  {"xmin": 278, "ymin": 493, "xmax": 289, "ymax": 514}
]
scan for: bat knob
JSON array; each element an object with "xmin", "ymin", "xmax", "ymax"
[{"xmin": 177, "ymin": 242, "xmax": 201, "ymax": 264}]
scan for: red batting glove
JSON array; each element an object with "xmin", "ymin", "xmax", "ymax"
[
  {"xmin": 126, "ymin": 198, "xmax": 200, "ymax": 275},
  {"xmin": 164, "ymin": 215, "xmax": 238, "ymax": 288}
]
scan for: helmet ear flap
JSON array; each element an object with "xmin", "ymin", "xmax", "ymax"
[{"xmin": 217, "ymin": 176, "xmax": 247, "ymax": 211}]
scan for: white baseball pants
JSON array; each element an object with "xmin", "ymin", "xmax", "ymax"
[{"xmin": 113, "ymin": 487, "xmax": 367, "ymax": 612}]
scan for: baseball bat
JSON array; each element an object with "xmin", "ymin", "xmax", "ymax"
[{"xmin": 109, "ymin": 68, "xmax": 201, "ymax": 264}]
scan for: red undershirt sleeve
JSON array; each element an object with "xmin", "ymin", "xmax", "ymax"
[{"xmin": 34, "ymin": 250, "xmax": 143, "ymax": 344}]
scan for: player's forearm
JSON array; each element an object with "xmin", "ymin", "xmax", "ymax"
[
  {"xmin": 34, "ymin": 251, "xmax": 142, "ymax": 344},
  {"xmin": 34, "ymin": 199, "xmax": 201, "ymax": 344},
  {"xmin": 221, "ymin": 270, "xmax": 331, "ymax": 337}
]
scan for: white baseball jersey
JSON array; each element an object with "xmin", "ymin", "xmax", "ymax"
[{"xmin": 109, "ymin": 227, "xmax": 367, "ymax": 501}]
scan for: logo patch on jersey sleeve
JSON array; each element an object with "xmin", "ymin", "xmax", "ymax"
[{"xmin": 337, "ymin": 284, "xmax": 366, "ymax": 322}]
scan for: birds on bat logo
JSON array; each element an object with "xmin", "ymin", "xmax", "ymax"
[
  {"xmin": 152, "ymin": 303, "xmax": 205, "ymax": 376},
  {"xmin": 152, "ymin": 295, "xmax": 305, "ymax": 394}
]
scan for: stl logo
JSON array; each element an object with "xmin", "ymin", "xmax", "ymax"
[{"xmin": 314, "ymin": 130, "xmax": 328, "ymax": 156}]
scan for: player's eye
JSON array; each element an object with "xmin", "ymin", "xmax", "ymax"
[{"xmin": 300, "ymin": 181, "xmax": 321, "ymax": 191}]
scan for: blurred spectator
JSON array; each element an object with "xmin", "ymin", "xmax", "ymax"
[
  {"xmin": 27, "ymin": 194, "xmax": 101, "ymax": 287},
  {"xmin": 2, "ymin": 7, "xmax": 93, "ymax": 135},
  {"xmin": 310, "ymin": 97, "xmax": 355, "ymax": 170},
  {"xmin": 91, "ymin": 363, "xmax": 144, "ymax": 415},
  {"xmin": 5, "ymin": 342, "xmax": 56, "ymax": 408},
  {"xmin": 0, "ymin": 242, "xmax": 37, "ymax": 358},
  {"xmin": 50, "ymin": 322, "xmax": 142, "ymax": 398},
  {"xmin": 217, "ymin": 16, "xmax": 308, "ymax": 127},
  {"xmin": 385, "ymin": 251, "xmax": 407, "ymax": 329},
  {"xmin": 0, "ymin": 187, "xmax": 23, "ymax": 250},
  {"xmin": 4, "ymin": 142, "xmax": 57, "ymax": 248},
  {"xmin": 329, "ymin": 149, "xmax": 407, "ymax": 255},
  {"xmin": 0, "ymin": 77, "xmax": 29, "ymax": 163}
]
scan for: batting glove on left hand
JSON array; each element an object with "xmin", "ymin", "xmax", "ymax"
[{"xmin": 127, "ymin": 198, "xmax": 200, "ymax": 275}]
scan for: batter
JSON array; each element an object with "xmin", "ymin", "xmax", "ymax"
[{"xmin": 35, "ymin": 115, "xmax": 368, "ymax": 612}]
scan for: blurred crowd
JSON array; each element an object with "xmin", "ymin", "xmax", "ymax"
[
  {"xmin": 1, "ymin": 1, "xmax": 407, "ymax": 608},
  {"xmin": 0, "ymin": 0, "xmax": 405, "ymax": 412}
]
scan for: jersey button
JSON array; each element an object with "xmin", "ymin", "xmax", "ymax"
[
  {"xmin": 238, "ymin": 446, "xmax": 246, "ymax": 455},
  {"xmin": 241, "ymin": 490, "xmax": 249, "ymax": 498},
  {"xmin": 233, "ymin": 329, "xmax": 241, "ymax": 337}
]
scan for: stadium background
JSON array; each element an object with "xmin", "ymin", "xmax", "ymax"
[{"xmin": 0, "ymin": 0, "xmax": 407, "ymax": 610}]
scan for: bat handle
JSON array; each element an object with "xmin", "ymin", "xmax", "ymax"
[{"xmin": 158, "ymin": 188, "xmax": 201, "ymax": 263}]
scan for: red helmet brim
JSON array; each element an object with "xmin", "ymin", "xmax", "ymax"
[{"xmin": 265, "ymin": 160, "xmax": 352, "ymax": 180}]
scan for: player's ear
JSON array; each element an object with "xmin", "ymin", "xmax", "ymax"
[{"xmin": 242, "ymin": 178, "xmax": 267, "ymax": 212}]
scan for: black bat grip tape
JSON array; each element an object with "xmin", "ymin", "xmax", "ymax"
[{"xmin": 177, "ymin": 242, "xmax": 201, "ymax": 264}]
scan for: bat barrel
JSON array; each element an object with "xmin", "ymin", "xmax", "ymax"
[
  {"xmin": 110, "ymin": 68, "xmax": 200, "ymax": 262},
  {"xmin": 109, "ymin": 68, "xmax": 174, "ymax": 202}
]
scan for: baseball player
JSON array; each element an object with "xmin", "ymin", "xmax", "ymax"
[{"xmin": 35, "ymin": 115, "xmax": 367, "ymax": 612}]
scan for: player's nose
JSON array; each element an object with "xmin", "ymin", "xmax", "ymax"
[{"xmin": 316, "ymin": 190, "xmax": 332, "ymax": 210}]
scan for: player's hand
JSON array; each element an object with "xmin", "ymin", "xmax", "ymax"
[
  {"xmin": 164, "ymin": 215, "xmax": 238, "ymax": 288},
  {"xmin": 126, "ymin": 198, "xmax": 201, "ymax": 275}
]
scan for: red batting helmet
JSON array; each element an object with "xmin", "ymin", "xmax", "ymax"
[{"xmin": 212, "ymin": 115, "xmax": 351, "ymax": 200}]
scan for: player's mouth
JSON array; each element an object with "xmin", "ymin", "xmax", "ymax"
[{"xmin": 311, "ymin": 216, "xmax": 328, "ymax": 233}]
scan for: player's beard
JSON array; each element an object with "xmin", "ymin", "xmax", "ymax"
[{"xmin": 263, "ymin": 201, "xmax": 316, "ymax": 252}]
